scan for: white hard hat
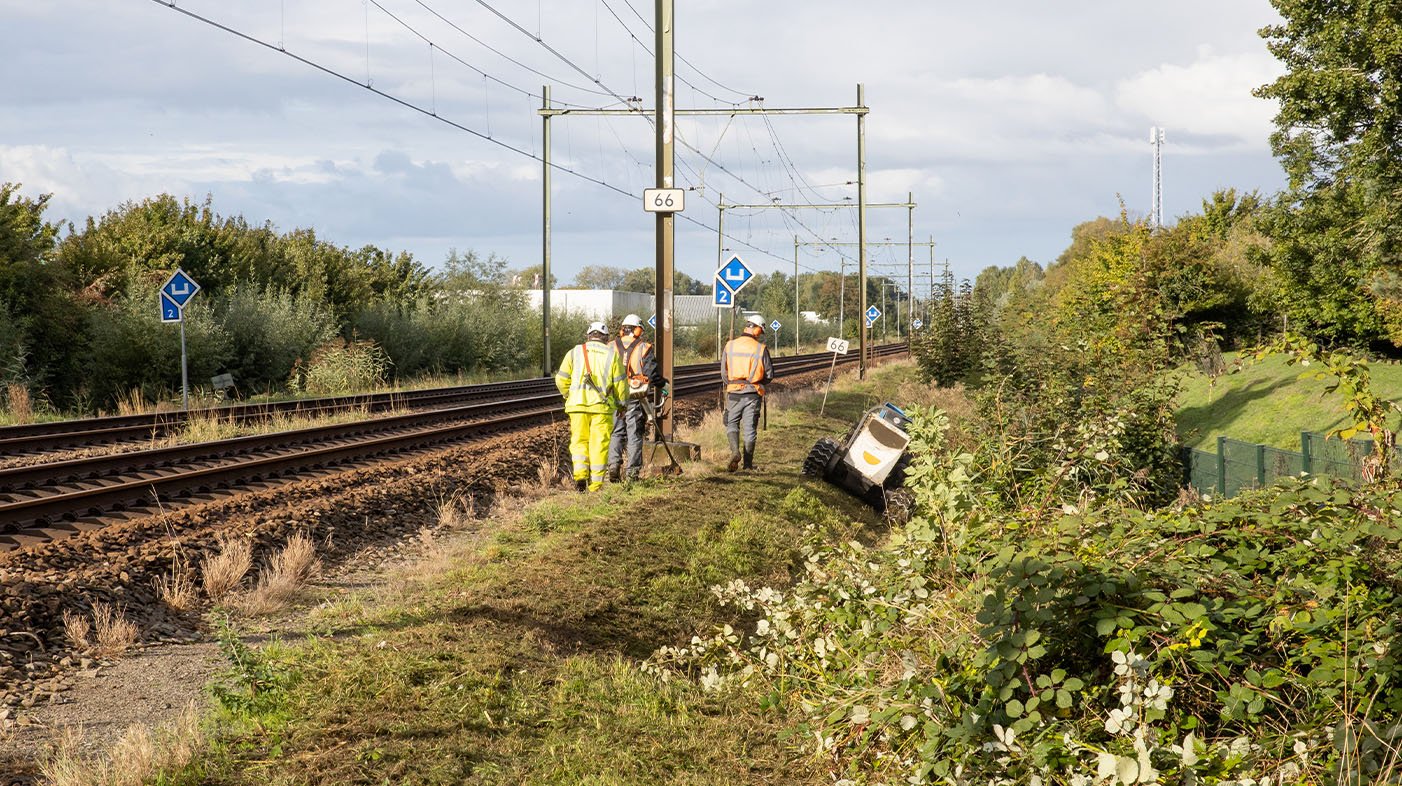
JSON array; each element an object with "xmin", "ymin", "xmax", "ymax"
[
  {"xmin": 745, "ymin": 314, "xmax": 765, "ymax": 329},
  {"xmin": 587, "ymin": 321, "xmax": 608, "ymax": 336},
  {"xmin": 621, "ymin": 314, "xmax": 643, "ymax": 328}
]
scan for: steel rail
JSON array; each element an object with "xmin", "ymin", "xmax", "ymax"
[
  {"xmin": 0, "ymin": 348, "xmax": 895, "ymax": 455},
  {"xmin": 0, "ymin": 345, "xmax": 904, "ymax": 531}
]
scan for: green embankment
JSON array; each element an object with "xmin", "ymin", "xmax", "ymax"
[
  {"xmin": 1175, "ymin": 351, "xmax": 1402, "ymax": 450},
  {"xmin": 176, "ymin": 362, "xmax": 930, "ymax": 785}
]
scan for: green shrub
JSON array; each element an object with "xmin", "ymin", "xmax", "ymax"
[
  {"xmin": 289, "ymin": 338, "xmax": 390, "ymax": 395},
  {"xmin": 83, "ymin": 294, "xmax": 232, "ymax": 405},
  {"xmin": 216, "ymin": 286, "xmax": 338, "ymax": 395},
  {"xmin": 652, "ymin": 408, "xmax": 1402, "ymax": 784}
]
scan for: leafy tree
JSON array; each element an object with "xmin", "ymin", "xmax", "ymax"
[
  {"xmin": 0, "ymin": 183, "xmax": 81, "ymax": 395},
  {"xmin": 616, "ymin": 266, "xmax": 707, "ymax": 295},
  {"xmin": 571, "ymin": 265, "xmax": 629, "ymax": 289},
  {"xmin": 1255, "ymin": 1, "xmax": 1402, "ymax": 348}
]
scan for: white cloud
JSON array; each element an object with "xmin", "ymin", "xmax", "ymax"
[{"xmin": 1115, "ymin": 46, "xmax": 1283, "ymax": 147}]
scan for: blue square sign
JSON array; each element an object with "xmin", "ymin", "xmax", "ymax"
[
  {"xmin": 648, "ymin": 314, "xmax": 657, "ymax": 329},
  {"xmin": 160, "ymin": 293, "xmax": 182, "ymax": 323},
  {"xmin": 912, "ymin": 318, "xmax": 924, "ymax": 330},
  {"xmin": 770, "ymin": 319, "xmax": 781, "ymax": 331},
  {"xmin": 717, "ymin": 256, "xmax": 753, "ymax": 294},
  {"xmin": 865, "ymin": 305, "xmax": 882, "ymax": 322},
  {"xmin": 160, "ymin": 268, "xmax": 201, "ymax": 309},
  {"xmin": 713, "ymin": 279, "xmax": 735, "ymax": 308}
]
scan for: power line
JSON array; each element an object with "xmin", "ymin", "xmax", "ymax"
[
  {"xmin": 150, "ymin": 0, "xmax": 634, "ymax": 196},
  {"xmin": 471, "ymin": 0, "xmax": 639, "ymax": 108},
  {"xmin": 407, "ymin": 0, "xmax": 615, "ymax": 100},
  {"xmin": 595, "ymin": 0, "xmax": 744, "ymax": 105},
  {"xmin": 366, "ymin": 0, "xmax": 592, "ymax": 107},
  {"xmin": 150, "ymin": 1, "xmax": 848, "ymax": 277},
  {"xmin": 615, "ymin": 0, "xmax": 755, "ymax": 100}
]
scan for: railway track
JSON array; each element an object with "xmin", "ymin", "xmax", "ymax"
[{"xmin": 0, "ymin": 345, "xmax": 904, "ymax": 548}]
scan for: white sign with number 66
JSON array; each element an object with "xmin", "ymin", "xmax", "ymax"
[
  {"xmin": 826, "ymin": 337, "xmax": 849, "ymax": 355},
  {"xmin": 643, "ymin": 188, "xmax": 685, "ymax": 213}
]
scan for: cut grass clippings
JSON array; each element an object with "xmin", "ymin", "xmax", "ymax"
[{"xmin": 176, "ymin": 360, "xmax": 938, "ymax": 786}]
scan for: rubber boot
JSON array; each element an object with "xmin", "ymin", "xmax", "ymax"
[
  {"xmin": 607, "ymin": 466, "xmax": 621, "ymax": 483},
  {"xmin": 575, "ymin": 479, "xmax": 587, "ymax": 492},
  {"xmin": 742, "ymin": 447, "xmax": 755, "ymax": 471}
]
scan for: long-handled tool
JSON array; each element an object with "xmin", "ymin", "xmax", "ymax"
[{"xmin": 637, "ymin": 383, "xmax": 683, "ymax": 475}]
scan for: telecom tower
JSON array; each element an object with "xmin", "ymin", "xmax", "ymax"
[{"xmin": 1150, "ymin": 126, "xmax": 1165, "ymax": 229}]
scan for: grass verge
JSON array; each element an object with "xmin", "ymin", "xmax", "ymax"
[
  {"xmin": 1176, "ymin": 351, "xmax": 1402, "ymax": 449},
  {"xmin": 163, "ymin": 360, "xmax": 937, "ymax": 785}
]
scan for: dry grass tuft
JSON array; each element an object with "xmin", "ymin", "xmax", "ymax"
[
  {"xmin": 61, "ymin": 610, "xmax": 92, "ymax": 651},
  {"xmin": 201, "ymin": 535, "xmax": 253, "ymax": 601},
  {"xmin": 533, "ymin": 454, "xmax": 564, "ymax": 495},
  {"xmin": 91, "ymin": 603, "xmax": 139, "ymax": 657},
  {"xmin": 39, "ymin": 702, "xmax": 204, "ymax": 786},
  {"xmin": 678, "ymin": 407, "xmax": 731, "ymax": 469},
  {"xmin": 238, "ymin": 533, "xmax": 321, "ymax": 616},
  {"xmin": 435, "ymin": 493, "xmax": 477, "ymax": 528},
  {"xmin": 178, "ymin": 412, "xmax": 241, "ymax": 444},
  {"xmin": 4, "ymin": 382, "xmax": 33, "ymax": 424},
  {"xmin": 153, "ymin": 569, "xmax": 198, "ymax": 613},
  {"xmin": 114, "ymin": 387, "xmax": 151, "ymax": 417}
]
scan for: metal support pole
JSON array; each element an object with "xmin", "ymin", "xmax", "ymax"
[
  {"xmin": 928, "ymin": 238, "xmax": 935, "ymax": 323},
  {"xmin": 793, "ymin": 235, "xmax": 800, "ymax": 356},
  {"xmin": 907, "ymin": 191, "xmax": 914, "ymax": 340},
  {"xmin": 838, "ymin": 259, "xmax": 846, "ymax": 339},
  {"xmin": 716, "ymin": 196, "xmax": 724, "ymax": 362},
  {"xmin": 179, "ymin": 317, "xmax": 189, "ymax": 410},
  {"xmin": 541, "ymin": 85, "xmax": 552, "ymax": 377},
  {"xmin": 856, "ymin": 83, "xmax": 868, "ymax": 377},
  {"xmin": 654, "ymin": 0, "xmax": 675, "ymax": 439},
  {"xmin": 881, "ymin": 280, "xmax": 888, "ymax": 341}
]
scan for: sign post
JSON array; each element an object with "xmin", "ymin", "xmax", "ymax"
[
  {"xmin": 770, "ymin": 319, "xmax": 782, "ymax": 355},
  {"xmin": 820, "ymin": 336, "xmax": 850, "ymax": 416},
  {"xmin": 159, "ymin": 268, "xmax": 201, "ymax": 410}
]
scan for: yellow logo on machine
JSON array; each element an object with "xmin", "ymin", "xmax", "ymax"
[{"xmin": 862, "ymin": 451, "xmax": 882, "ymax": 465}]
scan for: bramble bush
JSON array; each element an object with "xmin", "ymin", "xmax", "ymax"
[{"xmin": 650, "ymin": 404, "xmax": 1402, "ymax": 784}]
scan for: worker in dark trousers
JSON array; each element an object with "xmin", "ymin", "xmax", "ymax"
[
  {"xmin": 721, "ymin": 314, "xmax": 774, "ymax": 471},
  {"xmin": 607, "ymin": 314, "xmax": 664, "ymax": 482},
  {"xmin": 556, "ymin": 321, "xmax": 628, "ymax": 491}
]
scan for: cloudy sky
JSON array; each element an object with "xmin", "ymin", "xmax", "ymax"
[{"xmin": 0, "ymin": 0, "xmax": 1286, "ymax": 291}]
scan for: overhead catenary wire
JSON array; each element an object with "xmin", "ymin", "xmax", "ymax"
[
  {"xmin": 408, "ymin": 0, "xmax": 616, "ymax": 99},
  {"xmin": 365, "ymin": 0, "xmax": 597, "ymax": 108},
  {"xmin": 615, "ymin": 0, "xmax": 755, "ymax": 101},
  {"xmin": 150, "ymin": 1, "xmax": 864, "ymax": 279},
  {"xmin": 149, "ymin": 0, "xmax": 634, "ymax": 196}
]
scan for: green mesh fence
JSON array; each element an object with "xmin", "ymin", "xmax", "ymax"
[
  {"xmin": 1182, "ymin": 431, "xmax": 1379, "ymax": 498},
  {"xmin": 1221, "ymin": 438, "xmax": 1264, "ymax": 497},
  {"xmin": 1301, "ymin": 431, "xmax": 1373, "ymax": 480},
  {"xmin": 1184, "ymin": 448, "xmax": 1218, "ymax": 496}
]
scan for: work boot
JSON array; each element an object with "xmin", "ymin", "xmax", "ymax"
[
  {"xmin": 607, "ymin": 467, "xmax": 621, "ymax": 483},
  {"xmin": 727, "ymin": 453, "xmax": 742, "ymax": 473},
  {"xmin": 575, "ymin": 479, "xmax": 587, "ymax": 492},
  {"xmin": 743, "ymin": 454, "xmax": 755, "ymax": 471}
]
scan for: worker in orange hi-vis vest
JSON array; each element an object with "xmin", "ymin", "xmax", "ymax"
[
  {"xmin": 720, "ymin": 314, "xmax": 774, "ymax": 472},
  {"xmin": 607, "ymin": 314, "xmax": 665, "ymax": 482},
  {"xmin": 555, "ymin": 321, "xmax": 628, "ymax": 491}
]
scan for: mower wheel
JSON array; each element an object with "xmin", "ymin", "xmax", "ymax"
[{"xmin": 802, "ymin": 437, "xmax": 841, "ymax": 477}]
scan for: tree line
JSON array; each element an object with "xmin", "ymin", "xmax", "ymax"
[{"xmin": 0, "ymin": 191, "xmax": 603, "ymax": 411}]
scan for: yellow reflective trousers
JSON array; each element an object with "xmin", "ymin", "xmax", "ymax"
[{"xmin": 568, "ymin": 411, "xmax": 613, "ymax": 491}]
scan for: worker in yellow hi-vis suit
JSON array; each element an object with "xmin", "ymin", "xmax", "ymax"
[{"xmin": 555, "ymin": 321, "xmax": 629, "ymax": 491}]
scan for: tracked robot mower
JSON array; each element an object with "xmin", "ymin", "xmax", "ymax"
[{"xmin": 802, "ymin": 402, "xmax": 915, "ymax": 520}]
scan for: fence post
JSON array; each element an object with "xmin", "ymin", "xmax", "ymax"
[
  {"xmin": 1256, "ymin": 443, "xmax": 1267, "ymax": 488},
  {"xmin": 1217, "ymin": 435, "xmax": 1227, "ymax": 497},
  {"xmin": 1300, "ymin": 431, "xmax": 1312, "ymax": 475}
]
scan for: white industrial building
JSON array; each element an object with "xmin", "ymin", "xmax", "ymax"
[{"xmin": 525, "ymin": 290, "xmax": 653, "ymax": 321}]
